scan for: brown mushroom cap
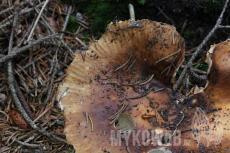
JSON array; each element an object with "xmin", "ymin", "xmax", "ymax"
[
  {"xmin": 179, "ymin": 39, "xmax": 230, "ymax": 152},
  {"xmin": 201, "ymin": 40, "xmax": 230, "ymax": 151},
  {"xmin": 204, "ymin": 40, "xmax": 230, "ymax": 102},
  {"xmin": 57, "ymin": 19, "xmax": 185, "ymax": 152}
]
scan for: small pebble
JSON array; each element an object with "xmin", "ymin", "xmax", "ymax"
[
  {"xmin": 76, "ymin": 12, "xmax": 83, "ymax": 21},
  {"xmin": 58, "ymin": 71, "xmax": 64, "ymax": 76}
]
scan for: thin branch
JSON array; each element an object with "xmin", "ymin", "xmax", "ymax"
[
  {"xmin": 16, "ymin": 50, "xmax": 53, "ymax": 74},
  {"xmin": 14, "ymin": 133, "xmax": 39, "ymax": 152},
  {"xmin": 14, "ymin": 80, "xmax": 34, "ymax": 119},
  {"xmin": 186, "ymin": 46, "xmax": 198, "ymax": 53},
  {"xmin": 6, "ymin": 7, "xmax": 67, "ymax": 144},
  {"xmin": 8, "ymin": 69, "xmax": 67, "ymax": 143},
  {"xmin": 0, "ymin": 2, "xmax": 45, "ymax": 30},
  {"xmin": 218, "ymin": 25, "xmax": 230, "ymax": 28},
  {"xmin": 33, "ymin": 101, "xmax": 53, "ymax": 123},
  {"xmin": 0, "ymin": 1, "xmax": 28, "ymax": 16},
  {"xmin": 175, "ymin": 0, "xmax": 229, "ymax": 89},
  {"xmin": 15, "ymin": 139, "xmax": 43, "ymax": 147},
  {"xmin": 0, "ymin": 34, "xmax": 59, "ymax": 63},
  {"xmin": 180, "ymin": 20, "xmax": 187, "ymax": 34},
  {"xmin": 180, "ymin": 65, "xmax": 207, "ymax": 75},
  {"xmin": 45, "ymin": 58, "xmax": 58, "ymax": 103},
  {"xmin": 33, "ymin": 8, "xmax": 67, "ymax": 103},
  {"xmin": 172, "ymin": 112, "xmax": 184, "ymax": 138},
  {"xmin": 157, "ymin": 7, "xmax": 174, "ymax": 25},
  {"xmin": 62, "ymin": 5, "xmax": 72, "ymax": 31},
  {"xmin": 57, "ymin": 5, "xmax": 72, "ymax": 45},
  {"xmin": 75, "ymin": 36, "xmax": 88, "ymax": 49},
  {"xmin": 34, "ymin": 7, "xmax": 74, "ymax": 55},
  {"xmin": 27, "ymin": 0, "xmax": 50, "ymax": 41},
  {"xmin": 44, "ymin": 6, "xmax": 73, "ymax": 103},
  {"xmin": 14, "ymin": 18, "xmax": 36, "ymax": 50}
]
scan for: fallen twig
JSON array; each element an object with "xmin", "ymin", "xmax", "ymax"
[
  {"xmin": 175, "ymin": 0, "xmax": 230, "ymax": 89},
  {"xmin": 218, "ymin": 25, "xmax": 230, "ymax": 28},
  {"xmin": 27, "ymin": 0, "xmax": 50, "ymax": 41},
  {"xmin": 7, "ymin": 7, "xmax": 67, "ymax": 144},
  {"xmin": 0, "ymin": 1, "xmax": 28, "ymax": 16},
  {"xmin": 14, "ymin": 80, "xmax": 34, "ymax": 119},
  {"xmin": 63, "ymin": 6, "xmax": 72, "ymax": 31},
  {"xmin": 14, "ymin": 18, "xmax": 36, "ymax": 50},
  {"xmin": 0, "ymin": 2, "xmax": 45, "ymax": 29},
  {"xmin": 15, "ymin": 139, "xmax": 43, "ymax": 147},
  {"xmin": 157, "ymin": 7, "xmax": 174, "ymax": 25},
  {"xmin": 0, "ymin": 34, "xmax": 59, "ymax": 63},
  {"xmin": 16, "ymin": 50, "xmax": 52, "ymax": 74},
  {"xmin": 33, "ymin": 6, "xmax": 74, "ymax": 55},
  {"xmin": 180, "ymin": 20, "xmax": 187, "ymax": 34},
  {"xmin": 45, "ymin": 58, "xmax": 58, "ymax": 104},
  {"xmin": 14, "ymin": 133, "xmax": 38, "ymax": 152},
  {"xmin": 45, "ymin": 5, "xmax": 73, "ymax": 104},
  {"xmin": 180, "ymin": 65, "xmax": 207, "ymax": 75},
  {"xmin": 8, "ymin": 70, "xmax": 67, "ymax": 143},
  {"xmin": 75, "ymin": 36, "xmax": 88, "ymax": 49}
]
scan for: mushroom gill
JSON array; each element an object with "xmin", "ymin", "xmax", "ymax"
[{"xmin": 57, "ymin": 19, "xmax": 185, "ymax": 152}]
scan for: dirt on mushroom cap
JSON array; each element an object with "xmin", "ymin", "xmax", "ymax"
[
  {"xmin": 57, "ymin": 19, "xmax": 185, "ymax": 152},
  {"xmin": 181, "ymin": 39, "xmax": 230, "ymax": 152}
]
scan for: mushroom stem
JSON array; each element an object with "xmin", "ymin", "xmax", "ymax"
[{"xmin": 128, "ymin": 4, "xmax": 135, "ymax": 21}]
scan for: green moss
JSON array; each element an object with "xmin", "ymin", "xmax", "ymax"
[
  {"xmin": 137, "ymin": 0, "xmax": 145, "ymax": 5},
  {"xmin": 65, "ymin": 15, "xmax": 79, "ymax": 33},
  {"xmin": 194, "ymin": 63, "xmax": 209, "ymax": 71},
  {"xmin": 69, "ymin": 15, "xmax": 76, "ymax": 23},
  {"xmin": 183, "ymin": 29, "xmax": 192, "ymax": 39},
  {"xmin": 62, "ymin": 0, "xmax": 144, "ymax": 38},
  {"xmin": 204, "ymin": 0, "xmax": 224, "ymax": 12},
  {"xmin": 78, "ymin": 0, "xmax": 130, "ymax": 37},
  {"xmin": 67, "ymin": 146, "xmax": 74, "ymax": 153},
  {"xmin": 83, "ymin": 35, "xmax": 90, "ymax": 42}
]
